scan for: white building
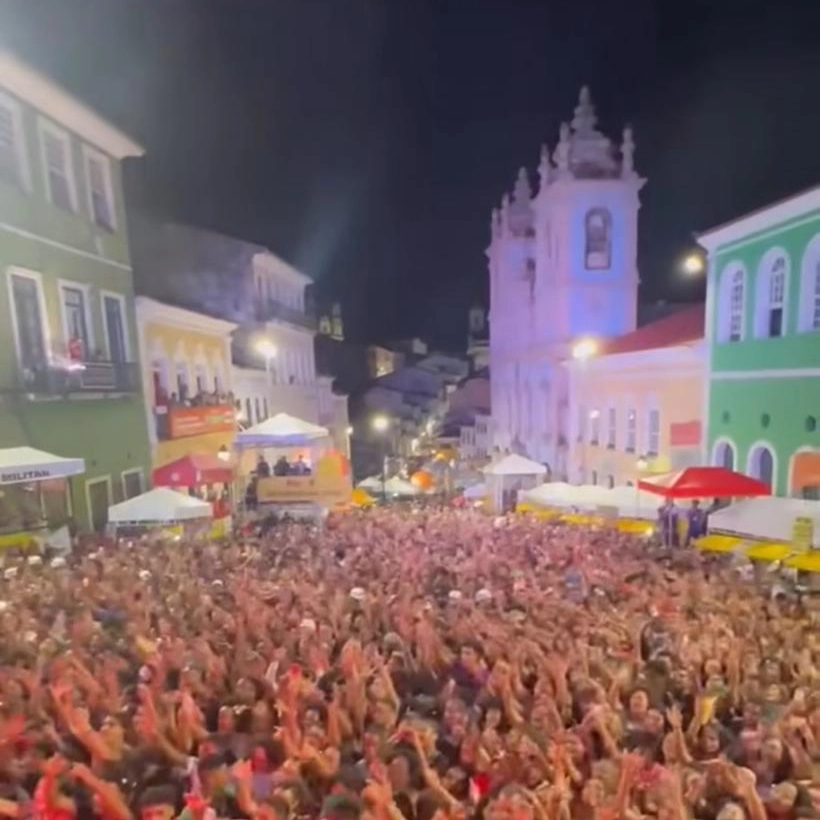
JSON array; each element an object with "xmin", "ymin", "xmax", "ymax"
[
  {"xmin": 131, "ymin": 220, "xmax": 351, "ymax": 456},
  {"xmin": 488, "ymin": 87, "xmax": 644, "ymax": 478}
]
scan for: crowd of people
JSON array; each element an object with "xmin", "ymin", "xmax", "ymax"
[{"xmin": 0, "ymin": 508, "xmax": 817, "ymax": 820}]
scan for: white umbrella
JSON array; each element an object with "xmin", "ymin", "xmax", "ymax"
[
  {"xmin": 236, "ymin": 413, "xmax": 328, "ymax": 448},
  {"xmin": 108, "ymin": 487, "xmax": 213, "ymax": 525}
]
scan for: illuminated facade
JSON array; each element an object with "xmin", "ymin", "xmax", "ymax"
[
  {"xmin": 488, "ymin": 87, "xmax": 644, "ymax": 476},
  {"xmin": 699, "ymin": 186, "xmax": 820, "ymax": 497},
  {"xmin": 135, "ymin": 297, "xmax": 237, "ymax": 468}
]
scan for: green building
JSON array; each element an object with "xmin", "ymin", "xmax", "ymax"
[
  {"xmin": 0, "ymin": 52, "xmax": 151, "ymax": 531},
  {"xmin": 699, "ymin": 185, "xmax": 820, "ymax": 499}
]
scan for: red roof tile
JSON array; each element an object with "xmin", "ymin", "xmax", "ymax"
[{"xmin": 599, "ymin": 303, "xmax": 704, "ymax": 356}]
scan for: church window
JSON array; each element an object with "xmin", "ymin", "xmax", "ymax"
[{"xmin": 584, "ymin": 208, "xmax": 611, "ymax": 270}]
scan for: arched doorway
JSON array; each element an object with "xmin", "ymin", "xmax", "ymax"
[
  {"xmin": 712, "ymin": 439, "xmax": 735, "ymax": 471},
  {"xmin": 748, "ymin": 444, "xmax": 775, "ymax": 490}
]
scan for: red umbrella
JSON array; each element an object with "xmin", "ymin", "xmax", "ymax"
[
  {"xmin": 638, "ymin": 467, "xmax": 771, "ymax": 500},
  {"xmin": 153, "ymin": 454, "xmax": 234, "ymax": 488}
]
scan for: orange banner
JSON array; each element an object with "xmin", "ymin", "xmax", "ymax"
[{"xmin": 168, "ymin": 406, "xmax": 236, "ymax": 439}]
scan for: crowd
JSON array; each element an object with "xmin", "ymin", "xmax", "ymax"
[{"xmin": 0, "ymin": 508, "xmax": 817, "ymax": 820}]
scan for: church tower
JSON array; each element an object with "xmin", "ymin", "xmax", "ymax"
[{"xmin": 488, "ymin": 86, "xmax": 645, "ymax": 473}]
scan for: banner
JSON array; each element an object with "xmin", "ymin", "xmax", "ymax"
[
  {"xmin": 256, "ymin": 475, "xmax": 352, "ymax": 506},
  {"xmin": 792, "ymin": 516, "xmax": 815, "ymax": 553},
  {"xmin": 168, "ymin": 406, "xmax": 235, "ymax": 439}
]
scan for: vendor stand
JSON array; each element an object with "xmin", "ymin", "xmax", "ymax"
[
  {"xmin": 483, "ymin": 454, "xmax": 546, "ymax": 514},
  {"xmin": 0, "ymin": 446, "xmax": 85, "ymax": 550}
]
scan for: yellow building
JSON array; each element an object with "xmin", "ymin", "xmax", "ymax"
[
  {"xmin": 135, "ymin": 297, "xmax": 238, "ymax": 470},
  {"xmin": 565, "ymin": 305, "xmax": 705, "ymax": 487}
]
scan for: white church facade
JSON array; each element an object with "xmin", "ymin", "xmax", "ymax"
[{"xmin": 488, "ymin": 87, "xmax": 645, "ymax": 477}]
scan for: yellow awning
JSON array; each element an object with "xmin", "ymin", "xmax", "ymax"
[
  {"xmin": 784, "ymin": 552, "xmax": 820, "ymax": 573},
  {"xmin": 745, "ymin": 543, "xmax": 793, "ymax": 563},
  {"xmin": 352, "ymin": 488, "xmax": 375, "ymax": 508},
  {"xmin": 617, "ymin": 519, "xmax": 655, "ymax": 536},
  {"xmin": 694, "ymin": 534, "xmax": 744, "ymax": 554}
]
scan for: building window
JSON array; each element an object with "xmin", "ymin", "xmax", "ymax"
[
  {"xmin": 798, "ymin": 237, "xmax": 820, "ymax": 333},
  {"xmin": 712, "ymin": 439, "xmax": 735, "ymax": 471},
  {"xmin": 577, "ymin": 405, "xmax": 586, "ymax": 442},
  {"xmin": 814, "ymin": 261, "xmax": 820, "ymax": 331},
  {"xmin": 9, "ymin": 271, "xmax": 47, "ymax": 371},
  {"xmin": 584, "ymin": 208, "xmax": 611, "ymax": 270},
  {"xmin": 729, "ymin": 269, "xmax": 744, "ymax": 341},
  {"xmin": 606, "ymin": 407, "xmax": 616, "ymax": 449},
  {"xmin": 767, "ymin": 256, "xmax": 786, "ymax": 337},
  {"xmin": 245, "ymin": 398, "xmax": 252, "ymax": 423},
  {"xmin": 647, "ymin": 408, "xmax": 660, "ymax": 456},
  {"xmin": 60, "ymin": 284, "xmax": 91, "ymax": 359},
  {"xmin": 102, "ymin": 293, "xmax": 128, "ymax": 363},
  {"xmin": 263, "ymin": 397, "xmax": 269, "ymax": 418},
  {"xmin": 755, "ymin": 251, "xmax": 788, "ymax": 338},
  {"xmin": 748, "ymin": 444, "xmax": 775, "ymax": 491},
  {"xmin": 625, "ymin": 408, "xmax": 636, "ymax": 452},
  {"xmin": 84, "ymin": 147, "xmax": 115, "ymax": 230},
  {"xmin": 175, "ymin": 362, "xmax": 189, "ymax": 401},
  {"xmin": 40, "ymin": 121, "xmax": 76, "ymax": 212},
  {"xmin": 0, "ymin": 93, "xmax": 28, "ymax": 190},
  {"xmin": 607, "ymin": 474, "xmax": 615, "ymax": 489},
  {"xmin": 194, "ymin": 364, "xmax": 207, "ymax": 394},
  {"xmin": 591, "ymin": 470, "xmax": 598, "ymax": 485},
  {"xmin": 589, "ymin": 410, "xmax": 600, "ymax": 445},
  {"xmin": 122, "ymin": 469, "xmax": 143, "ymax": 500},
  {"xmin": 255, "ymin": 397, "xmax": 262, "ymax": 422}
]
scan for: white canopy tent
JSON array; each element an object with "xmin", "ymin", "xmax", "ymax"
[
  {"xmin": 357, "ymin": 476, "xmax": 384, "ymax": 492},
  {"xmin": 108, "ymin": 487, "xmax": 213, "ymax": 526},
  {"xmin": 709, "ymin": 497, "xmax": 820, "ymax": 547},
  {"xmin": 519, "ymin": 483, "xmax": 659, "ymax": 520},
  {"xmin": 0, "ymin": 447, "xmax": 85, "ymax": 485},
  {"xmin": 235, "ymin": 413, "xmax": 329, "ymax": 448},
  {"xmin": 483, "ymin": 454, "xmax": 547, "ymax": 513}
]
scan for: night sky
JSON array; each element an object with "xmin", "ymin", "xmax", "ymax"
[{"xmin": 3, "ymin": 0, "xmax": 820, "ymax": 350}]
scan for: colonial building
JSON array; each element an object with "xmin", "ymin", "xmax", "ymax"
[
  {"xmin": 135, "ymin": 297, "xmax": 236, "ymax": 468},
  {"xmin": 488, "ymin": 87, "xmax": 644, "ymax": 477},
  {"xmin": 699, "ymin": 185, "xmax": 820, "ymax": 498},
  {"xmin": 129, "ymin": 219, "xmax": 351, "ymax": 455},
  {"xmin": 565, "ymin": 305, "xmax": 705, "ymax": 487},
  {"xmin": 0, "ymin": 52, "xmax": 151, "ymax": 531}
]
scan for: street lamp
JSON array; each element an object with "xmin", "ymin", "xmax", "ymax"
[
  {"xmin": 371, "ymin": 415, "xmax": 390, "ymax": 497},
  {"xmin": 346, "ymin": 425, "xmax": 354, "ymax": 436},
  {"xmin": 682, "ymin": 253, "xmax": 705, "ymax": 275},
  {"xmin": 572, "ymin": 338, "xmax": 598, "ymax": 482}
]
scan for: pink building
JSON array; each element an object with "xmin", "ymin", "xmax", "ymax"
[{"xmin": 488, "ymin": 87, "xmax": 645, "ymax": 477}]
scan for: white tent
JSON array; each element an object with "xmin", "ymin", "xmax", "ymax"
[
  {"xmin": 709, "ymin": 497, "xmax": 820, "ymax": 547},
  {"xmin": 383, "ymin": 476, "xmax": 419, "ymax": 497},
  {"xmin": 603, "ymin": 486, "xmax": 661, "ymax": 520},
  {"xmin": 483, "ymin": 454, "xmax": 547, "ymax": 476},
  {"xmin": 236, "ymin": 413, "xmax": 328, "ymax": 448},
  {"xmin": 108, "ymin": 487, "xmax": 213, "ymax": 525},
  {"xmin": 483, "ymin": 454, "xmax": 547, "ymax": 512},
  {"xmin": 0, "ymin": 447, "xmax": 85, "ymax": 485},
  {"xmin": 520, "ymin": 481, "xmax": 578, "ymax": 507},
  {"xmin": 357, "ymin": 476, "xmax": 384, "ymax": 492}
]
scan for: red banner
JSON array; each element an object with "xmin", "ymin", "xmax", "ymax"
[
  {"xmin": 168, "ymin": 406, "xmax": 235, "ymax": 439},
  {"xmin": 669, "ymin": 420, "xmax": 701, "ymax": 447}
]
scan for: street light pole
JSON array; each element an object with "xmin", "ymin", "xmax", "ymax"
[{"xmin": 371, "ymin": 414, "xmax": 390, "ymax": 499}]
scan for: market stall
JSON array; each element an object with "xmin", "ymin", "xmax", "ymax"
[
  {"xmin": 709, "ymin": 496, "xmax": 820, "ymax": 548},
  {"xmin": 0, "ymin": 447, "xmax": 86, "ymax": 549},
  {"xmin": 107, "ymin": 487, "xmax": 213, "ymax": 538},
  {"xmin": 483, "ymin": 454, "xmax": 546, "ymax": 514}
]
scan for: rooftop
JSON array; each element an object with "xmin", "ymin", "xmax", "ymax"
[{"xmin": 595, "ymin": 303, "xmax": 704, "ymax": 357}]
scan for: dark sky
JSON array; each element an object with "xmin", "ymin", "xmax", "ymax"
[{"xmin": 3, "ymin": 0, "xmax": 820, "ymax": 350}]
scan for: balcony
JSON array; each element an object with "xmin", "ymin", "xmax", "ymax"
[
  {"xmin": 155, "ymin": 403, "xmax": 237, "ymax": 441},
  {"xmin": 254, "ymin": 299, "xmax": 318, "ymax": 331},
  {"xmin": 19, "ymin": 359, "xmax": 140, "ymax": 396}
]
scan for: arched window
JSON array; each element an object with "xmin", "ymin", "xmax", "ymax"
[
  {"xmin": 584, "ymin": 208, "xmax": 612, "ymax": 270},
  {"xmin": 798, "ymin": 234, "xmax": 820, "ymax": 333},
  {"xmin": 747, "ymin": 443, "xmax": 776, "ymax": 491},
  {"xmin": 754, "ymin": 249, "xmax": 789, "ymax": 338},
  {"xmin": 712, "ymin": 439, "xmax": 735, "ymax": 471},
  {"xmin": 718, "ymin": 263, "xmax": 746, "ymax": 342}
]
